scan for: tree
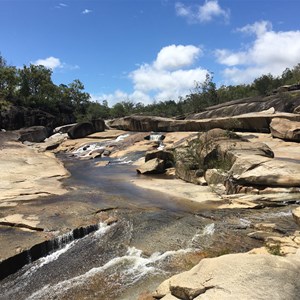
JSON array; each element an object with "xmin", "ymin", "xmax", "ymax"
[
  {"xmin": 66, "ymin": 79, "xmax": 90, "ymax": 121},
  {"xmin": 184, "ymin": 73, "xmax": 219, "ymax": 113},
  {"xmin": 253, "ymin": 73, "xmax": 280, "ymax": 96},
  {"xmin": 0, "ymin": 54, "xmax": 19, "ymax": 101}
]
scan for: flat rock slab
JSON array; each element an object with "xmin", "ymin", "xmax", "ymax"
[
  {"xmin": 131, "ymin": 178, "xmax": 221, "ymax": 203},
  {"xmin": 0, "ymin": 140, "xmax": 69, "ymax": 202}
]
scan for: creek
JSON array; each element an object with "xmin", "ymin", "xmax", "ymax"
[{"xmin": 0, "ymin": 150, "xmax": 298, "ymax": 300}]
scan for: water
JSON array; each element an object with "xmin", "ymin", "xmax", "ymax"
[{"xmin": 1, "ymin": 149, "xmax": 299, "ymax": 299}]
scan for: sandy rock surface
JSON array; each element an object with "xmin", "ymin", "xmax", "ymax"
[
  {"xmin": 155, "ymin": 251, "xmax": 300, "ymax": 300},
  {"xmin": 0, "ymin": 139, "xmax": 69, "ymax": 203}
]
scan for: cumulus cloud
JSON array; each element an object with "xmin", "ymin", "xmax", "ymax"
[
  {"xmin": 216, "ymin": 21, "xmax": 300, "ymax": 84},
  {"xmin": 175, "ymin": 0, "xmax": 230, "ymax": 23},
  {"xmin": 33, "ymin": 56, "xmax": 79, "ymax": 71},
  {"xmin": 153, "ymin": 44, "xmax": 201, "ymax": 70},
  {"xmin": 237, "ymin": 20, "xmax": 272, "ymax": 36},
  {"xmin": 82, "ymin": 9, "xmax": 92, "ymax": 14},
  {"xmin": 33, "ymin": 56, "xmax": 62, "ymax": 70},
  {"xmin": 96, "ymin": 45, "xmax": 208, "ymax": 106},
  {"xmin": 130, "ymin": 45, "xmax": 207, "ymax": 101}
]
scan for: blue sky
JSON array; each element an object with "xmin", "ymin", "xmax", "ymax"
[{"xmin": 1, "ymin": 0, "xmax": 300, "ymax": 106}]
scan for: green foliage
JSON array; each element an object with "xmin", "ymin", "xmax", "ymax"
[
  {"xmin": 175, "ymin": 131, "xmax": 232, "ymax": 173},
  {"xmin": 266, "ymin": 243, "xmax": 283, "ymax": 256},
  {"xmin": 1, "ymin": 52, "xmax": 300, "ymax": 124}
]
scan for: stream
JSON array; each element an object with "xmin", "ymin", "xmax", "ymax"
[{"xmin": 0, "ymin": 148, "xmax": 299, "ymax": 300}]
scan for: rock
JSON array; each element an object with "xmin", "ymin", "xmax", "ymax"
[
  {"xmin": 232, "ymin": 159, "xmax": 300, "ymax": 187},
  {"xmin": 53, "ymin": 123, "xmax": 77, "ymax": 134},
  {"xmin": 293, "ymin": 105, "xmax": 300, "ymax": 114},
  {"xmin": 136, "ymin": 158, "xmax": 165, "ymax": 174},
  {"xmin": 270, "ymin": 118, "xmax": 300, "ymax": 141},
  {"xmin": 67, "ymin": 122, "xmax": 95, "ymax": 139},
  {"xmin": 186, "ymin": 90, "xmax": 300, "ymax": 119},
  {"xmin": 145, "ymin": 150, "xmax": 174, "ymax": 168},
  {"xmin": 204, "ymin": 169, "xmax": 227, "ymax": 185},
  {"xmin": 88, "ymin": 148, "xmax": 104, "ymax": 159},
  {"xmin": 154, "ymin": 252, "xmax": 300, "ymax": 300},
  {"xmin": 18, "ymin": 126, "xmax": 49, "ymax": 143},
  {"xmin": 174, "ymin": 129, "xmax": 273, "ymax": 186},
  {"xmin": 91, "ymin": 119, "xmax": 106, "ymax": 132},
  {"xmin": 107, "ymin": 113, "xmax": 300, "ymax": 133},
  {"xmin": 0, "ymin": 106, "xmax": 56, "ymax": 130},
  {"xmin": 292, "ymin": 207, "xmax": 300, "ymax": 227}
]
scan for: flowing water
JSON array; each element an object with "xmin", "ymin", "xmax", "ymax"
[{"xmin": 0, "ymin": 146, "xmax": 299, "ymax": 300}]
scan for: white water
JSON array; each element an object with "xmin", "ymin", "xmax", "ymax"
[
  {"xmin": 72, "ymin": 134, "xmax": 130, "ymax": 158},
  {"xmin": 109, "ymin": 156, "xmax": 133, "ymax": 165},
  {"xmin": 26, "ymin": 246, "xmax": 193, "ymax": 300},
  {"xmin": 1, "ymin": 222, "xmax": 111, "ymax": 296},
  {"xmin": 190, "ymin": 223, "xmax": 215, "ymax": 248}
]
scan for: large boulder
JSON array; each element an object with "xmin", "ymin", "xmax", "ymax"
[
  {"xmin": 67, "ymin": 122, "xmax": 95, "ymax": 139},
  {"xmin": 91, "ymin": 119, "xmax": 106, "ymax": 132},
  {"xmin": 136, "ymin": 158, "xmax": 165, "ymax": 174},
  {"xmin": 107, "ymin": 113, "xmax": 300, "ymax": 133},
  {"xmin": 154, "ymin": 252, "xmax": 300, "ymax": 300},
  {"xmin": 187, "ymin": 90, "xmax": 300, "ymax": 119},
  {"xmin": 174, "ymin": 129, "xmax": 274, "ymax": 185},
  {"xmin": 270, "ymin": 118, "xmax": 300, "ymax": 142},
  {"xmin": 53, "ymin": 123, "xmax": 77, "ymax": 134},
  {"xmin": 232, "ymin": 158, "xmax": 300, "ymax": 188},
  {"xmin": 145, "ymin": 150, "xmax": 174, "ymax": 168},
  {"xmin": 18, "ymin": 126, "xmax": 49, "ymax": 143}
]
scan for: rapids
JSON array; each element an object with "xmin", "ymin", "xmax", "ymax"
[{"xmin": 0, "ymin": 149, "xmax": 298, "ymax": 300}]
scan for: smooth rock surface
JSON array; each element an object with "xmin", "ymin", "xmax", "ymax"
[
  {"xmin": 136, "ymin": 158, "xmax": 165, "ymax": 174},
  {"xmin": 293, "ymin": 207, "xmax": 300, "ymax": 227},
  {"xmin": 154, "ymin": 252, "xmax": 300, "ymax": 300},
  {"xmin": 187, "ymin": 90, "xmax": 300, "ymax": 119},
  {"xmin": 270, "ymin": 118, "xmax": 300, "ymax": 141},
  {"xmin": 107, "ymin": 113, "xmax": 300, "ymax": 133},
  {"xmin": 18, "ymin": 126, "xmax": 49, "ymax": 143}
]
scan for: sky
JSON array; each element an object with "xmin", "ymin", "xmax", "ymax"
[{"xmin": 1, "ymin": 0, "xmax": 300, "ymax": 106}]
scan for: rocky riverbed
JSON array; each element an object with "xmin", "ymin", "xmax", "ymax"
[{"xmin": 1, "ymin": 127, "xmax": 300, "ymax": 299}]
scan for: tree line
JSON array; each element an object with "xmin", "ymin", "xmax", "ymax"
[{"xmin": 1, "ymin": 53, "xmax": 300, "ymax": 122}]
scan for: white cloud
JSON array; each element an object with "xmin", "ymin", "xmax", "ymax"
[
  {"xmin": 82, "ymin": 9, "xmax": 92, "ymax": 14},
  {"xmin": 95, "ymin": 44, "xmax": 208, "ymax": 106},
  {"xmin": 237, "ymin": 20, "xmax": 272, "ymax": 36},
  {"xmin": 33, "ymin": 56, "xmax": 79, "ymax": 71},
  {"xmin": 130, "ymin": 45, "xmax": 207, "ymax": 102},
  {"xmin": 216, "ymin": 21, "xmax": 300, "ymax": 84},
  {"xmin": 33, "ymin": 57, "xmax": 62, "ymax": 70},
  {"xmin": 153, "ymin": 44, "xmax": 201, "ymax": 70},
  {"xmin": 175, "ymin": 0, "xmax": 230, "ymax": 23},
  {"xmin": 55, "ymin": 3, "xmax": 68, "ymax": 9}
]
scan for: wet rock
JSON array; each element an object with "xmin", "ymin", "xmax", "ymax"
[
  {"xmin": 154, "ymin": 252, "xmax": 300, "ymax": 300},
  {"xmin": 18, "ymin": 126, "xmax": 49, "ymax": 143},
  {"xmin": 136, "ymin": 158, "xmax": 165, "ymax": 174},
  {"xmin": 270, "ymin": 118, "xmax": 300, "ymax": 142},
  {"xmin": 88, "ymin": 148, "xmax": 105, "ymax": 159},
  {"xmin": 67, "ymin": 122, "xmax": 95, "ymax": 139},
  {"xmin": 293, "ymin": 207, "xmax": 300, "ymax": 226}
]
